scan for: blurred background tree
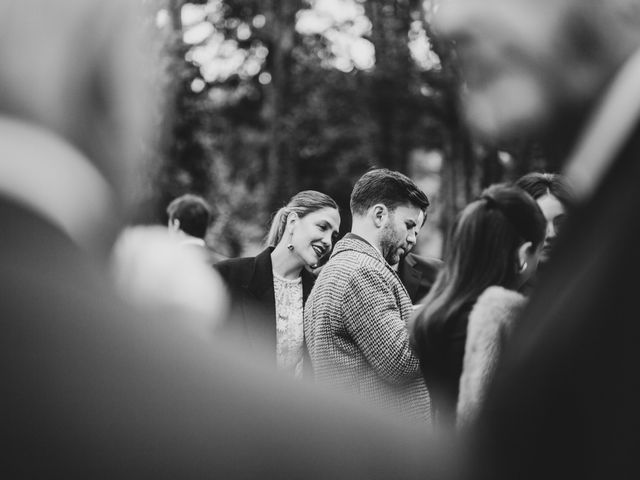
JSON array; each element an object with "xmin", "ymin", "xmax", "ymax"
[{"xmin": 138, "ymin": 0, "xmax": 551, "ymax": 258}]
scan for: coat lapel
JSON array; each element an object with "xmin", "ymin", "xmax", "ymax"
[
  {"xmin": 332, "ymin": 233, "xmax": 411, "ymax": 300},
  {"xmin": 399, "ymin": 255, "xmax": 422, "ymax": 300},
  {"xmin": 244, "ymin": 247, "xmax": 277, "ymax": 354},
  {"xmin": 246, "ymin": 248, "xmax": 276, "ymax": 310}
]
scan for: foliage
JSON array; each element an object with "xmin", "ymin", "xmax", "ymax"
[{"xmin": 139, "ymin": 0, "xmax": 552, "ymax": 257}]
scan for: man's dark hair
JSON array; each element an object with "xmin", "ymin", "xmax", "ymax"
[
  {"xmin": 350, "ymin": 168, "xmax": 429, "ymax": 216},
  {"xmin": 166, "ymin": 194, "xmax": 212, "ymax": 239}
]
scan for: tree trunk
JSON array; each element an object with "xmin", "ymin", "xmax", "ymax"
[
  {"xmin": 263, "ymin": 0, "xmax": 301, "ymax": 213},
  {"xmin": 365, "ymin": 0, "xmax": 414, "ymax": 173}
]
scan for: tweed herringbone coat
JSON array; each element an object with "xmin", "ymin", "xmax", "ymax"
[{"xmin": 304, "ymin": 234, "xmax": 431, "ymax": 424}]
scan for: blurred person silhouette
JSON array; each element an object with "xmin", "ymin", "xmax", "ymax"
[
  {"xmin": 304, "ymin": 169, "xmax": 432, "ymax": 425},
  {"xmin": 167, "ymin": 193, "xmax": 227, "ymax": 264},
  {"xmin": 215, "ymin": 190, "xmax": 340, "ymax": 378},
  {"xmin": 110, "ymin": 224, "xmax": 229, "ymax": 339},
  {"xmin": 0, "ymin": 0, "xmax": 457, "ymax": 477},
  {"xmin": 395, "ymin": 211, "xmax": 444, "ymax": 305},
  {"xmin": 412, "ymin": 184, "xmax": 545, "ymax": 428},
  {"xmin": 434, "ymin": 0, "xmax": 640, "ymax": 478}
]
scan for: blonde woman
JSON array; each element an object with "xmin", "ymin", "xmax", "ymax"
[{"xmin": 216, "ymin": 191, "xmax": 340, "ymax": 377}]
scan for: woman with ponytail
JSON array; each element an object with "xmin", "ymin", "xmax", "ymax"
[
  {"xmin": 216, "ymin": 191, "xmax": 340, "ymax": 378},
  {"xmin": 412, "ymin": 184, "xmax": 545, "ymax": 428}
]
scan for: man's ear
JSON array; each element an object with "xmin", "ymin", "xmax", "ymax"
[
  {"xmin": 371, "ymin": 204, "xmax": 388, "ymax": 228},
  {"xmin": 169, "ymin": 218, "xmax": 180, "ymax": 232}
]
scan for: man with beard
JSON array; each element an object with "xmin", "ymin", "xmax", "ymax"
[
  {"xmin": 304, "ymin": 169, "xmax": 432, "ymax": 424},
  {"xmin": 432, "ymin": 0, "xmax": 640, "ymax": 478},
  {"xmin": 395, "ymin": 211, "xmax": 444, "ymax": 305}
]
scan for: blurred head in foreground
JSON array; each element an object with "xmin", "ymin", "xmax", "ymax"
[
  {"xmin": 0, "ymin": 0, "xmax": 153, "ymax": 252},
  {"xmin": 434, "ymin": 0, "xmax": 640, "ymax": 147},
  {"xmin": 0, "ymin": 0, "xmax": 229, "ymax": 335}
]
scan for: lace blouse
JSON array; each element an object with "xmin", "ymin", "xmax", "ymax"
[{"xmin": 273, "ymin": 272, "xmax": 305, "ymax": 378}]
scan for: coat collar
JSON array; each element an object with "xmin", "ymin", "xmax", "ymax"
[
  {"xmin": 332, "ymin": 233, "xmax": 412, "ymax": 301},
  {"xmin": 333, "ymin": 233, "xmax": 384, "ymax": 263},
  {"xmin": 332, "ymin": 233, "xmax": 403, "ymax": 280},
  {"xmin": 246, "ymin": 247, "xmax": 273, "ymax": 289}
]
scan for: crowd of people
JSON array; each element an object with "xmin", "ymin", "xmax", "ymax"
[
  {"xmin": 4, "ymin": 0, "xmax": 640, "ymax": 477},
  {"xmin": 196, "ymin": 166, "xmax": 568, "ymax": 431}
]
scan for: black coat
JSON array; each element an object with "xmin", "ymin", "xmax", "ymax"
[
  {"xmin": 215, "ymin": 247, "xmax": 315, "ymax": 364},
  {"xmin": 469, "ymin": 122, "xmax": 640, "ymax": 479},
  {"xmin": 397, "ymin": 253, "xmax": 443, "ymax": 304}
]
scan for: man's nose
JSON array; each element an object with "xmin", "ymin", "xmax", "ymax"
[{"xmin": 546, "ymin": 221, "xmax": 557, "ymax": 240}]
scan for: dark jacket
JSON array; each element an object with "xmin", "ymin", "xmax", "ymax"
[
  {"xmin": 397, "ymin": 253, "xmax": 443, "ymax": 304},
  {"xmin": 416, "ymin": 301, "xmax": 474, "ymax": 428},
  {"xmin": 215, "ymin": 247, "xmax": 315, "ymax": 365}
]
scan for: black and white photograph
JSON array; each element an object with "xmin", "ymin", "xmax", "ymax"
[{"xmin": 3, "ymin": 0, "xmax": 639, "ymax": 477}]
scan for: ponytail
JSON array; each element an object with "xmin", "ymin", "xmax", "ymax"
[{"xmin": 266, "ymin": 207, "xmax": 290, "ymax": 247}]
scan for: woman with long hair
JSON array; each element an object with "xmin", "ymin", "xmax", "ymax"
[
  {"xmin": 515, "ymin": 172, "xmax": 575, "ymax": 267},
  {"xmin": 216, "ymin": 191, "xmax": 340, "ymax": 378},
  {"xmin": 412, "ymin": 184, "xmax": 545, "ymax": 427}
]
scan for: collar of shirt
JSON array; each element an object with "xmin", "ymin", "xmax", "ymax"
[
  {"xmin": 343, "ymin": 232, "xmax": 384, "ymax": 260},
  {"xmin": 564, "ymin": 48, "xmax": 640, "ymax": 203}
]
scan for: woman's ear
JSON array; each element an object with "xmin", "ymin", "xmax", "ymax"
[
  {"xmin": 516, "ymin": 241, "xmax": 541, "ymax": 288},
  {"xmin": 517, "ymin": 241, "xmax": 533, "ymax": 272},
  {"xmin": 287, "ymin": 212, "xmax": 299, "ymax": 227}
]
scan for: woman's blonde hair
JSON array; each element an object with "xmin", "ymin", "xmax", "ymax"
[{"xmin": 266, "ymin": 191, "xmax": 338, "ymax": 247}]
